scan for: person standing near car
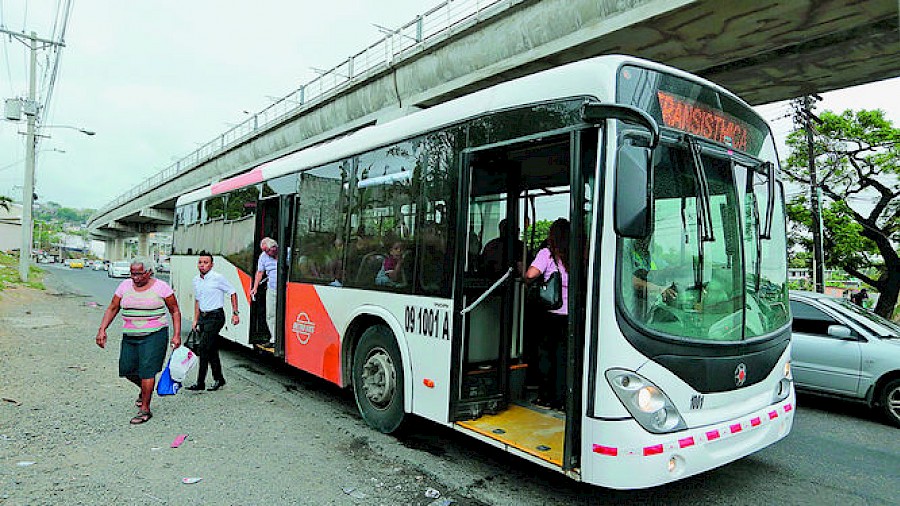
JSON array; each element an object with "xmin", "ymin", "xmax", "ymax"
[
  {"xmin": 250, "ymin": 237, "xmax": 278, "ymax": 347},
  {"xmin": 187, "ymin": 252, "xmax": 240, "ymax": 392},
  {"xmin": 95, "ymin": 258, "xmax": 181, "ymax": 425}
]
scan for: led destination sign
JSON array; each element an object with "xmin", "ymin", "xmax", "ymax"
[{"xmin": 657, "ymin": 91, "xmax": 751, "ymax": 151}]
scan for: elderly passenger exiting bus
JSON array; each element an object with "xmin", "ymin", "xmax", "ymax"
[
  {"xmin": 250, "ymin": 237, "xmax": 278, "ymax": 347},
  {"xmin": 524, "ymin": 218, "xmax": 570, "ymax": 411},
  {"xmin": 96, "ymin": 258, "xmax": 182, "ymax": 425}
]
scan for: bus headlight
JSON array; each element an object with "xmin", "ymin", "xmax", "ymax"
[
  {"xmin": 606, "ymin": 369, "xmax": 686, "ymax": 434},
  {"xmin": 637, "ymin": 386, "xmax": 665, "ymax": 413}
]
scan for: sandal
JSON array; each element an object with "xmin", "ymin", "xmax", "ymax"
[
  {"xmin": 130, "ymin": 410, "xmax": 152, "ymax": 425},
  {"xmin": 135, "ymin": 396, "xmax": 142, "ymax": 407}
]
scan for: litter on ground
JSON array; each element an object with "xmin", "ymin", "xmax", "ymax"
[{"xmin": 171, "ymin": 434, "xmax": 188, "ymax": 448}]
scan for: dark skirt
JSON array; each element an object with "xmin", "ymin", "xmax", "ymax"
[{"xmin": 119, "ymin": 327, "xmax": 168, "ymax": 380}]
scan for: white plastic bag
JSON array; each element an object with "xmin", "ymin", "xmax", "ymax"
[{"xmin": 168, "ymin": 346, "xmax": 198, "ymax": 383}]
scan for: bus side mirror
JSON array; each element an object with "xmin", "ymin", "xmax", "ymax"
[
  {"xmin": 581, "ymin": 103, "xmax": 660, "ymax": 149},
  {"xmin": 581, "ymin": 103, "xmax": 659, "ymax": 239},
  {"xmin": 614, "ymin": 137, "xmax": 653, "ymax": 238}
]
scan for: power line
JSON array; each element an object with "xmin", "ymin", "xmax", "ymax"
[{"xmin": 39, "ymin": 0, "xmax": 71, "ymax": 124}]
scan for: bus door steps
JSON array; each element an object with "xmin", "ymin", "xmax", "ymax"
[{"xmin": 456, "ymin": 403, "xmax": 564, "ymax": 466}]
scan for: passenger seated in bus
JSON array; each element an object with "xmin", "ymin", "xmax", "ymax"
[
  {"xmin": 478, "ymin": 219, "xmax": 525, "ymax": 277},
  {"xmin": 321, "ymin": 238, "xmax": 345, "ymax": 287},
  {"xmin": 376, "ymin": 241, "xmax": 405, "ymax": 287}
]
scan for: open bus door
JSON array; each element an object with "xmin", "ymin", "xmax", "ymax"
[
  {"xmin": 252, "ymin": 194, "xmax": 295, "ymax": 359},
  {"xmin": 454, "ymin": 153, "xmax": 520, "ymax": 419},
  {"xmin": 451, "ymin": 130, "xmax": 595, "ymax": 472}
]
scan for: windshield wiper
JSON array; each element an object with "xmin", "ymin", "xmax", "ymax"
[
  {"xmin": 761, "ymin": 161, "xmax": 775, "ymax": 240},
  {"xmin": 687, "ymin": 136, "xmax": 715, "ymax": 242}
]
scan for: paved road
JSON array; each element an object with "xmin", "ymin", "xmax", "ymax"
[{"xmin": 40, "ymin": 265, "xmax": 900, "ymax": 505}]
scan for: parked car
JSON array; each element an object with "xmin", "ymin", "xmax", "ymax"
[
  {"xmin": 91, "ymin": 261, "xmax": 107, "ymax": 271},
  {"xmin": 68, "ymin": 259, "xmax": 85, "ymax": 269},
  {"xmin": 108, "ymin": 261, "xmax": 131, "ymax": 278},
  {"xmin": 789, "ymin": 290, "xmax": 900, "ymax": 427}
]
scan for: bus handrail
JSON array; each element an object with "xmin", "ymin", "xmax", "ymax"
[{"xmin": 460, "ymin": 267, "xmax": 513, "ymax": 315}]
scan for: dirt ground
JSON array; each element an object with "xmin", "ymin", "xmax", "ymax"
[{"xmin": 0, "ymin": 275, "xmax": 484, "ymax": 505}]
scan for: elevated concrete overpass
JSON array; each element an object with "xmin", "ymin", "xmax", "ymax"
[{"xmin": 88, "ymin": 0, "xmax": 900, "ymax": 258}]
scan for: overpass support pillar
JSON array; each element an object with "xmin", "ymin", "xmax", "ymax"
[
  {"xmin": 113, "ymin": 238, "xmax": 125, "ymax": 260},
  {"xmin": 103, "ymin": 240, "xmax": 113, "ymax": 261},
  {"xmin": 138, "ymin": 233, "xmax": 150, "ymax": 259}
]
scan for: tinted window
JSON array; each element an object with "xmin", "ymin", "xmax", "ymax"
[
  {"xmin": 226, "ymin": 187, "xmax": 258, "ymax": 220},
  {"xmin": 418, "ymin": 129, "xmax": 460, "ymax": 296},
  {"xmin": 220, "ymin": 189, "xmax": 258, "ymax": 273},
  {"xmin": 790, "ymin": 300, "xmax": 841, "ymax": 336},
  {"xmin": 263, "ymin": 174, "xmax": 297, "ymax": 197},
  {"xmin": 291, "ymin": 161, "xmax": 350, "ymax": 285},
  {"xmin": 346, "ymin": 140, "xmax": 420, "ymax": 292},
  {"xmin": 207, "ymin": 195, "xmax": 226, "ymax": 221},
  {"xmin": 467, "ymin": 100, "xmax": 585, "ymax": 147}
]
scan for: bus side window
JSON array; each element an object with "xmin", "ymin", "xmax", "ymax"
[
  {"xmin": 346, "ymin": 141, "xmax": 420, "ymax": 293},
  {"xmin": 220, "ymin": 188, "xmax": 258, "ymax": 274},
  {"xmin": 417, "ymin": 129, "xmax": 460, "ymax": 297},
  {"xmin": 291, "ymin": 161, "xmax": 349, "ymax": 286}
]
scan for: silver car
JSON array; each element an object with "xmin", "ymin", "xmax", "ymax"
[
  {"xmin": 790, "ymin": 290, "xmax": 900, "ymax": 427},
  {"xmin": 107, "ymin": 261, "xmax": 131, "ymax": 278}
]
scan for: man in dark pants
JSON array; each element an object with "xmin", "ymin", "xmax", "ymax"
[{"xmin": 187, "ymin": 252, "xmax": 240, "ymax": 391}]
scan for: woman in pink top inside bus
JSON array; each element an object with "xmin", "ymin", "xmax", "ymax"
[
  {"xmin": 524, "ymin": 218, "xmax": 570, "ymax": 411},
  {"xmin": 96, "ymin": 257, "xmax": 182, "ymax": 425}
]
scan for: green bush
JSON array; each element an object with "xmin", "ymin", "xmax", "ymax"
[{"xmin": 0, "ymin": 252, "xmax": 45, "ymax": 290}]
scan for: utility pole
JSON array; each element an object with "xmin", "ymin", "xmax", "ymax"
[
  {"xmin": 19, "ymin": 31, "xmax": 38, "ymax": 283},
  {"xmin": 0, "ymin": 28, "xmax": 64, "ymax": 282},
  {"xmin": 803, "ymin": 95, "xmax": 826, "ymax": 293}
]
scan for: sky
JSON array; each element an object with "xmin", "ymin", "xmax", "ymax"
[{"xmin": 1, "ymin": 1, "xmax": 898, "ymax": 211}]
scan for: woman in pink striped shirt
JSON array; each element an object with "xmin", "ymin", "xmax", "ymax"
[{"xmin": 96, "ymin": 258, "xmax": 181, "ymax": 425}]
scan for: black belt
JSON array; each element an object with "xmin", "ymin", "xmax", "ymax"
[{"xmin": 199, "ymin": 308, "xmax": 225, "ymax": 317}]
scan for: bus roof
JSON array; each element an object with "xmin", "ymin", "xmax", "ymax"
[{"xmin": 177, "ymin": 55, "xmax": 747, "ymax": 207}]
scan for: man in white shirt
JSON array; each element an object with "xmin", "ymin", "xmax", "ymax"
[{"xmin": 187, "ymin": 252, "xmax": 240, "ymax": 392}]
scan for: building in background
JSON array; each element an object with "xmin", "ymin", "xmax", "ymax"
[{"xmin": 0, "ymin": 203, "xmax": 23, "ymax": 252}]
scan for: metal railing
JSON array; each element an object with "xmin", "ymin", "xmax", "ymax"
[{"xmin": 92, "ymin": 0, "xmax": 515, "ymax": 222}]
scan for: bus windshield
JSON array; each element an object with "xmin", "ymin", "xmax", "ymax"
[
  {"xmin": 618, "ymin": 140, "xmax": 789, "ymax": 341},
  {"xmin": 615, "ymin": 65, "xmax": 789, "ymax": 342}
]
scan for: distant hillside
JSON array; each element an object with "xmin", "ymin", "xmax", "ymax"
[{"xmin": 33, "ymin": 201, "xmax": 95, "ymax": 225}]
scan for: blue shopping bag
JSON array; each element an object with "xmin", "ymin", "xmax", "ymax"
[{"xmin": 156, "ymin": 359, "xmax": 181, "ymax": 396}]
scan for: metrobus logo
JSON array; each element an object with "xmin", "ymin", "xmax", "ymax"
[{"xmin": 292, "ymin": 312, "xmax": 316, "ymax": 345}]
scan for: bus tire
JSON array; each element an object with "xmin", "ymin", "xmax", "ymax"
[{"xmin": 352, "ymin": 325, "xmax": 406, "ymax": 433}]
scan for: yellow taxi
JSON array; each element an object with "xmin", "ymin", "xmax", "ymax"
[{"xmin": 69, "ymin": 259, "xmax": 85, "ymax": 269}]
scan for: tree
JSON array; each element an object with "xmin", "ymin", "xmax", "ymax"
[
  {"xmin": 523, "ymin": 220, "xmax": 553, "ymax": 252},
  {"xmin": 783, "ymin": 108, "xmax": 900, "ymax": 317}
]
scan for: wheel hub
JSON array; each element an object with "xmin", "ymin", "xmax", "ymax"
[
  {"xmin": 361, "ymin": 348, "xmax": 395, "ymax": 408},
  {"xmin": 889, "ymin": 386, "xmax": 900, "ymax": 421}
]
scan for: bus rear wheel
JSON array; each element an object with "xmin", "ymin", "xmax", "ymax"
[{"xmin": 352, "ymin": 325, "xmax": 405, "ymax": 433}]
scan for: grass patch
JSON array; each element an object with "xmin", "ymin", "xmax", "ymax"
[{"xmin": 0, "ymin": 252, "xmax": 45, "ymax": 290}]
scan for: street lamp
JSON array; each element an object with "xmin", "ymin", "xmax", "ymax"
[
  {"xmin": 18, "ymin": 123, "xmax": 94, "ymax": 282},
  {"xmin": 35, "ymin": 124, "xmax": 95, "ymax": 136}
]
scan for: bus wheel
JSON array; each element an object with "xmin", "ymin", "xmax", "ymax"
[{"xmin": 352, "ymin": 325, "xmax": 405, "ymax": 433}]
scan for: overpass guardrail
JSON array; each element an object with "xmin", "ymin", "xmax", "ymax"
[{"xmin": 91, "ymin": 0, "xmax": 515, "ymax": 223}]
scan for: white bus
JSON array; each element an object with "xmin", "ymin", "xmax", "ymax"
[{"xmin": 171, "ymin": 55, "xmax": 794, "ymax": 489}]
